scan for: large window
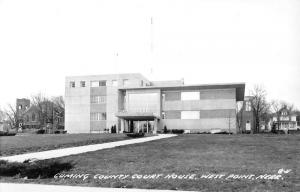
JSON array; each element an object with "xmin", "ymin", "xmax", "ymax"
[
  {"xmin": 91, "ymin": 81, "xmax": 106, "ymax": 87},
  {"xmin": 32, "ymin": 113, "xmax": 35, "ymax": 121},
  {"xmin": 127, "ymin": 93, "xmax": 159, "ymax": 113},
  {"xmin": 80, "ymin": 81, "xmax": 86, "ymax": 87},
  {"xmin": 91, "ymin": 81, "xmax": 99, "ymax": 87},
  {"xmin": 245, "ymin": 101, "xmax": 251, "ymax": 111},
  {"xmin": 123, "ymin": 79, "xmax": 130, "ymax": 87},
  {"xmin": 181, "ymin": 111, "xmax": 200, "ymax": 119},
  {"xmin": 91, "ymin": 96, "xmax": 106, "ymax": 104},
  {"xmin": 91, "ymin": 112, "xmax": 106, "ymax": 121},
  {"xmin": 70, "ymin": 81, "xmax": 75, "ymax": 88},
  {"xmin": 181, "ymin": 92, "xmax": 200, "ymax": 100},
  {"xmin": 112, "ymin": 80, "xmax": 118, "ymax": 87}
]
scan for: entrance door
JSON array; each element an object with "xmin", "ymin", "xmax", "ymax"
[{"xmin": 246, "ymin": 121, "xmax": 251, "ymax": 131}]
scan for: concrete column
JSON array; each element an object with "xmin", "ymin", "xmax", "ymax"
[
  {"xmin": 146, "ymin": 120, "xmax": 149, "ymax": 133},
  {"xmin": 153, "ymin": 119, "xmax": 158, "ymax": 134},
  {"xmin": 137, "ymin": 121, "xmax": 140, "ymax": 133},
  {"xmin": 120, "ymin": 119, "xmax": 124, "ymax": 133}
]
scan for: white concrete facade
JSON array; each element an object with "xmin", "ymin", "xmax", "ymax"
[{"xmin": 65, "ymin": 73, "xmax": 245, "ymax": 134}]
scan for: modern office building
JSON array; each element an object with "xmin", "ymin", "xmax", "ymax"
[{"xmin": 65, "ymin": 73, "xmax": 245, "ymax": 134}]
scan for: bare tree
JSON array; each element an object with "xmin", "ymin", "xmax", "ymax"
[
  {"xmin": 0, "ymin": 107, "xmax": 7, "ymax": 122},
  {"xmin": 249, "ymin": 85, "xmax": 270, "ymax": 133},
  {"xmin": 31, "ymin": 93, "xmax": 53, "ymax": 128},
  {"xmin": 5, "ymin": 104, "xmax": 18, "ymax": 129},
  {"xmin": 51, "ymin": 96, "xmax": 65, "ymax": 129},
  {"xmin": 236, "ymin": 101, "xmax": 243, "ymax": 133}
]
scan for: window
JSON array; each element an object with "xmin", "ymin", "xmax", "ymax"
[
  {"xmin": 26, "ymin": 115, "xmax": 29, "ymax": 122},
  {"xmin": 181, "ymin": 92, "xmax": 200, "ymax": 100},
  {"xmin": 80, "ymin": 81, "xmax": 86, "ymax": 87},
  {"xmin": 90, "ymin": 112, "xmax": 106, "ymax": 121},
  {"xmin": 181, "ymin": 111, "xmax": 200, "ymax": 119},
  {"xmin": 18, "ymin": 105, "xmax": 22, "ymax": 110},
  {"xmin": 70, "ymin": 81, "xmax": 75, "ymax": 88},
  {"xmin": 99, "ymin": 81, "xmax": 106, "ymax": 86},
  {"xmin": 245, "ymin": 101, "xmax": 251, "ymax": 111},
  {"xmin": 32, "ymin": 113, "xmax": 35, "ymax": 121},
  {"xmin": 123, "ymin": 79, "xmax": 129, "ymax": 87},
  {"xmin": 112, "ymin": 80, "xmax": 118, "ymax": 87},
  {"xmin": 91, "ymin": 81, "xmax": 99, "ymax": 87},
  {"xmin": 127, "ymin": 93, "xmax": 159, "ymax": 113},
  {"xmin": 91, "ymin": 96, "xmax": 106, "ymax": 104},
  {"xmin": 162, "ymin": 112, "xmax": 166, "ymax": 119},
  {"xmin": 141, "ymin": 80, "xmax": 143, "ymax": 86}
]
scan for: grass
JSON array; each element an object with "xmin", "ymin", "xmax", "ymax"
[
  {"xmin": 0, "ymin": 134, "xmax": 134, "ymax": 156},
  {"xmin": 1, "ymin": 134, "xmax": 299, "ymax": 191}
]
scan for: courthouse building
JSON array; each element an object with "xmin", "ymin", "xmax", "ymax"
[{"xmin": 65, "ymin": 73, "xmax": 245, "ymax": 134}]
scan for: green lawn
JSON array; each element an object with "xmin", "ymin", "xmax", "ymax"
[
  {"xmin": 1, "ymin": 134, "xmax": 299, "ymax": 191},
  {"xmin": 0, "ymin": 134, "xmax": 133, "ymax": 156}
]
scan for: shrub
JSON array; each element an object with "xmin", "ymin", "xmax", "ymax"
[
  {"xmin": 36, "ymin": 129, "xmax": 45, "ymax": 134},
  {"xmin": 171, "ymin": 129, "xmax": 184, "ymax": 134},
  {"xmin": 163, "ymin": 126, "xmax": 169, "ymax": 133},
  {"xmin": 0, "ymin": 159, "xmax": 74, "ymax": 179},
  {"xmin": 125, "ymin": 132, "xmax": 145, "ymax": 138},
  {"xmin": 0, "ymin": 132, "xmax": 16, "ymax": 136}
]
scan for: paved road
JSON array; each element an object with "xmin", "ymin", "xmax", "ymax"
[
  {"xmin": 0, "ymin": 134, "xmax": 177, "ymax": 162},
  {"xmin": 0, "ymin": 183, "xmax": 194, "ymax": 192}
]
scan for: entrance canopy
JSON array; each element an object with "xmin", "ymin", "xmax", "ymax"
[{"xmin": 116, "ymin": 112, "xmax": 160, "ymax": 121}]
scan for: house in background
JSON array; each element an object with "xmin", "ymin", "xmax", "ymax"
[
  {"xmin": 65, "ymin": 73, "xmax": 245, "ymax": 134},
  {"xmin": 270, "ymin": 107, "xmax": 298, "ymax": 133}
]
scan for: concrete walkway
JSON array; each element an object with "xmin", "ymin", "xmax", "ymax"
[
  {"xmin": 0, "ymin": 183, "xmax": 193, "ymax": 192},
  {"xmin": 0, "ymin": 134, "xmax": 176, "ymax": 163}
]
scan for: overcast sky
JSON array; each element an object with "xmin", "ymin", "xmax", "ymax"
[{"xmin": 0, "ymin": 0, "xmax": 299, "ymax": 109}]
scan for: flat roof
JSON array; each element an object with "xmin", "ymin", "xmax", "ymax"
[
  {"xmin": 119, "ymin": 82, "xmax": 245, "ymax": 101},
  {"xmin": 116, "ymin": 112, "xmax": 160, "ymax": 120}
]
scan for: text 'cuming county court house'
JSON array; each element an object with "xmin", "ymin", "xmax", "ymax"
[{"xmin": 65, "ymin": 73, "xmax": 245, "ymax": 134}]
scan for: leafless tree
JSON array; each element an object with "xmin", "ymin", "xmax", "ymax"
[
  {"xmin": 0, "ymin": 107, "xmax": 7, "ymax": 122},
  {"xmin": 236, "ymin": 101, "xmax": 243, "ymax": 133},
  {"xmin": 249, "ymin": 85, "xmax": 270, "ymax": 133},
  {"xmin": 5, "ymin": 104, "xmax": 18, "ymax": 129},
  {"xmin": 51, "ymin": 96, "xmax": 65, "ymax": 128}
]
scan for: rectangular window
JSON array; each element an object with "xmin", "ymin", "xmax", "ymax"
[
  {"xmin": 127, "ymin": 93, "xmax": 159, "ymax": 113},
  {"xmin": 91, "ymin": 112, "xmax": 106, "ymax": 121},
  {"xmin": 112, "ymin": 80, "xmax": 118, "ymax": 87},
  {"xmin": 123, "ymin": 79, "xmax": 129, "ymax": 87},
  {"xmin": 80, "ymin": 81, "xmax": 86, "ymax": 87},
  {"xmin": 70, "ymin": 81, "xmax": 75, "ymax": 88},
  {"xmin": 181, "ymin": 111, "xmax": 200, "ymax": 119},
  {"xmin": 91, "ymin": 81, "xmax": 99, "ymax": 87},
  {"xmin": 181, "ymin": 92, "xmax": 200, "ymax": 100},
  {"xmin": 91, "ymin": 96, "xmax": 106, "ymax": 104},
  {"xmin": 245, "ymin": 101, "xmax": 251, "ymax": 111},
  {"xmin": 99, "ymin": 81, "xmax": 106, "ymax": 86}
]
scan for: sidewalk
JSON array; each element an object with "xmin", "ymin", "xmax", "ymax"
[
  {"xmin": 0, "ymin": 183, "xmax": 193, "ymax": 192},
  {"xmin": 0, "ymin": 134, "xmax": 177, "ymax": 163}
]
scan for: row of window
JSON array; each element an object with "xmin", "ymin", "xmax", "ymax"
[
  {"xmin": 91, "ymin": 112, "xmax": 107, "ymax": 121},
  {"xmin": 162, "ymin": 111, "xmax": 200, "ymax": 119},
  {"xmin": 25, "ymin": 113, "xmax": 36, "ymax": 122},
  {"xmin": 91, "ymin": 96, "xmax": 106, "ymax": 104},
  {"xmin": 70, "ymin": 79, "xmax": 130, "ymax": 88},
  {"xmin": 162, "ymin": 91, "xmax": 201, "ymax": 101}
]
